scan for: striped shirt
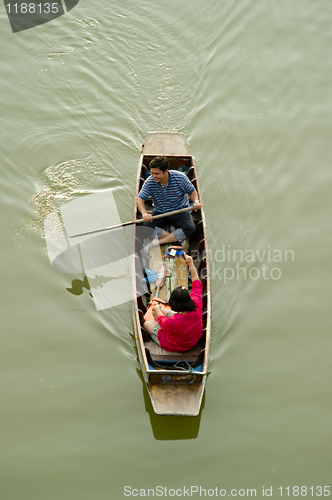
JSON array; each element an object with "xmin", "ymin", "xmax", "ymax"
[{"xmin": 138, "ymin": 170, "xmax": 195, "ymax": 213}]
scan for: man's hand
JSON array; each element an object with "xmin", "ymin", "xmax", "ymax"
[
  {"xmin": 192, "ymin": 200, "xmax": 202, "ymax": 212},
  {"xmin": 190, "ymin": 189, "xmax": 201, "ymax": 211},
  {"xmin": 137, "ymin": 198, "xmax": 153, "ymax": 222},
  {"xmin": 143, "ymin": 212, "xmax": 153, "ymax": 222}
]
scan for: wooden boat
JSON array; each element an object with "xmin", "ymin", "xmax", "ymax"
[{"xmin": 132, "ymin": 132, "xmax": 210, "ymax": 416}]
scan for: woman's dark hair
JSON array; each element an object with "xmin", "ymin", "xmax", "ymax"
[
  {"xmin": 149, "ymin": 156, "xmax": 170, "ymax": 172},
  {"xmin": 169, "ymin": 286, "xmax": 196, "ymax": 312}
]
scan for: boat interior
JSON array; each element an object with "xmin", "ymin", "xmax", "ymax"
[{"xmin": 134, "ymin": 154, "xmax": 209, "ymax": 372}]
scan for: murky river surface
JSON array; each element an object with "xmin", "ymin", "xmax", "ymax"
[{"xmin": 1, "ymin": 1, "xmax": 331, "ymax": 499}]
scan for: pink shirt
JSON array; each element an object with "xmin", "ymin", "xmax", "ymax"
[{"xmin": 157, "ymin": 280, "xmax": 203, "ymax": 352}]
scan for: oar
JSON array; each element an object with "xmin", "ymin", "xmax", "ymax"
[
  {"xmin": 143, "ymin": 263, "xmax": 169, "ymax": 322},
  {"xmin": 69, "ymin": 205, "xmax": 194, "ymax": 238},
  {"xmin": 154, "ymin": 263, "xmax": 168, "ymax": 298}
]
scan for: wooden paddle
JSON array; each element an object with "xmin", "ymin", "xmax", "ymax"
[
  {"xmin": 143, "ymin": 263, "xmax": 169, "ymax": 321},
  {"xmin": 154, "ymin": 263, "xmax": 168, "ymax": 298},
  {"xmin": 69, "ymin": 205, "xmax": 194, "ymax": 238}
]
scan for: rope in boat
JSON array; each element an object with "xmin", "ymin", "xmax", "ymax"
[
  {"xmin": 173, "ymin": 360, "xmax": 196, "ymax": 384},
  {"xmin": 149, "ymin": 359, "xmax": 196, "ymax": 384}
]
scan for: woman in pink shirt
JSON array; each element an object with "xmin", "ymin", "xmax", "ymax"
[{"xmin": 143, "ymin": 253, "xmax": 203, "ymax": 352}]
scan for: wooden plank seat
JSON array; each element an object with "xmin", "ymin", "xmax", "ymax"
[
  {"xmin": 144, "ymin": 341, "xmax": 205, "ymax": 370},
  {"xmin": 144, "ymin": 339, "xmax": 203, "ymax": 359}
]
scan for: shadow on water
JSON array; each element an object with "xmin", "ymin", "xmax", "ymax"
[
  {"xmin": 66, "ymin": 275, "xmax": 91, "ymax": 296},
  {"xmin": 137, "ymin": 369, "xmax": 205, "ymax": 441}
]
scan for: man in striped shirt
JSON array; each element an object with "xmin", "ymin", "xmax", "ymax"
[{"xmin": 136, "ymin": 157, "xmax": 201, "ymax": 246}]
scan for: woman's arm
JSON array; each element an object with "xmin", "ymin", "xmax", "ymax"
[
  {"xmin": 160, "ymin": 305, "xmax": 171, "ymax": 316},
  {"xmin": 183, "ymin": 252, "xmax": 199, "ymax": 282},
  {"xmin": 152, "ymin": 305, "xmax": 165, "ymax": 321}
]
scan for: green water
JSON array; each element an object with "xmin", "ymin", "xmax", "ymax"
[{"xmin": 1, "ymin": 1, "xmax": 331, "ymax": 499}]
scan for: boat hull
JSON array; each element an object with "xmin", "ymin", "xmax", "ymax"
[{"xmin": 132, "ymin": 132, "xmax": 211, "ymax": 416}]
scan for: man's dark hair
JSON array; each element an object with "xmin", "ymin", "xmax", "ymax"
[
  {"xmin": 149, "ymin": 156, "xmax": 170, "ymax": 172},
  {"xmin": 169, "ymin": 286, "xmax": 196, "ymax": 313}
]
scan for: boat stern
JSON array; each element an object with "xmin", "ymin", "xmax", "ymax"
[{"xmin": 148, "ymin": 373, "xmax": 206, "ymax": 417}]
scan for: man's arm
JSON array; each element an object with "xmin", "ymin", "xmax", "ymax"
[
  {"xmin": 136, "ymin": 197, "xmax": 153, "ymax": 222},
  {"xmin": 190, "ymin": 190, "xmax": 202, "ymax": 212}
]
